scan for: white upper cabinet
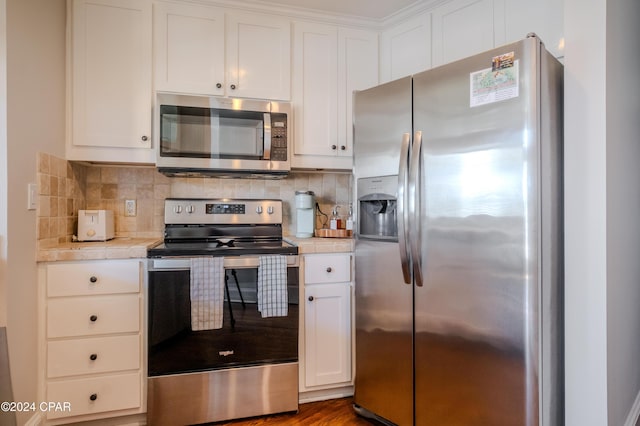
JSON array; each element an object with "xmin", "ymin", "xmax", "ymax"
[
  {"xmin": 154, "ymin": 2, "xmax": 291, "ymax": 100},
  {"xmin": 292, "ymin": 22, "xmax": 338, "ymax": 161},
  {"xmin": 337, "ymin": 28, "xmax": 379, "ymax": 159},
  {"xmin": 431, "ymin": 0, "xmax": 506, "ymax": 67},
  {"xmin": 292, "ymin": 22, "xmax": 378, "ymax": 170},
  {"xmin": 226, "ymin": 12, "xmax": 291, "ymax": 100},
  {"xmin": 69, "ymin": 0, "xmax": 153, "ymax": 163},
  {"xmin": 380, "ymin": 12, "xmax": 431, "ymax": 82},
  {"xmin": 153, "ymin": 2, "xmax": 225, "ymax": 95}
]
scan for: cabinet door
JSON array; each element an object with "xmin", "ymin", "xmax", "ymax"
[
  {"xmin": 292, "ymin": 22, "xmax": 338, "ymax": 158},
  {"xmin": 226, "ymin": 12, "xmax": 291, "ymax": 100},
  {"xmin": 380, "ymin": 12, "xmax": 431, "ymax": 82},
  {"xmin": 47, "ymin": 372, "xmax": 141, "ymax": 419},
  {"xmin": 47, "ymin": 295, "xmax": 140, "ymax": 338},
  {"xmin": 70, "ymin": 0, "xmax": 152, "ymax": 157},
  {"xmin": 304, "ymin": 254, "xmax": 351, "ymax": 284},
  {"xmin": 304, "ymin": 283, "xmax": 351, "ymax": 387},
  {"xmin": 154, "ymin": 1, "xmax": 225, "ymax": 95},
  {"xmin": 431, "ymin": 0, "xmax": 506, "ymax": 67},
  {"xmin": 47, "ymin": 260, "xmax": 140, "ymax": 297},
  {"xmin": 337, "ymin": 28, "xmax": 379, "ymax": 158}
]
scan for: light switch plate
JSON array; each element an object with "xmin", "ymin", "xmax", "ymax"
[{"xmin": 27, "ymin": 183, "xmax": 37, "ymax": 210}]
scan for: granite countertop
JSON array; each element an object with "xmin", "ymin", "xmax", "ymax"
[
  {"xmin": 37, "ymin": 235, "xmax": 355, "ymax": 262},
  {"xmin": 37, "ymin": 237, "xmax": 161, "ymax": 262}
]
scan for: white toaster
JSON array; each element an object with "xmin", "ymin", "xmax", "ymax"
[{"xmin": 77, "ymin": 210, "xmax": 115, "ymax": 241}]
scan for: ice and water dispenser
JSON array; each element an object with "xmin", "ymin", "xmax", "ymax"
[{"xmin": 357, "ymin": 175, "xmax": 398, "ymax": 240}]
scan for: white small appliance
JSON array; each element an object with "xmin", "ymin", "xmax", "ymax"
[
  {"xmin": 295, "ymin": 191, "xmax": 315, "ymax": 238},
  {"xmin": 77, "ymin": 210, "xmax": 115, "ymax": 241}
]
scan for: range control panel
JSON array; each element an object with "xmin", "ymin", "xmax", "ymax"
[{"xmin": 164, "ymin": 198, "xmax": 282, "ymax": 225}]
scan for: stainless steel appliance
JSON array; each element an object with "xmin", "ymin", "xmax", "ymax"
[
  {"xmin": 155, "ymin": 94, "xmax": 291, "ymax": 178},
  {"xmin": 353, "ymin": 35, "xmax": 564, "ymax": 425},
  {"xmin": 146, "ymin": 198, "xmax": 299, "ymax": 425}
]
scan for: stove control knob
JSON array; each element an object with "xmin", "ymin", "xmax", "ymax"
[
  {"xmin": 174, "ymin": 205, "xmax": 183, "ymax": 214},
  {"xmin": 186, "ymin": 205, "xmax": 195, "ymax": 214},
  {"xmin": 256, "ymin": 206, "xmax": 263, "ymax": 214},
  {"xmin": 267, "ymin": 206, "xmax": 274, "ymax": 215}
]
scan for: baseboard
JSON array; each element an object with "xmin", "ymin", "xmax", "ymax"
[
  {"xmin": 299, "ymin": 385, "xmax": 354, "ymax": 404},
  {"xmin": 24, "ymin": 412, "xmax": 43, "ymax": 426},
  {"xmin": 624, "ymin": 389, "xmax": 640, "ymax": 426}
]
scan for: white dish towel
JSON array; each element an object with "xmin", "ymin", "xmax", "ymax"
[
  {"xmin": 190, "ymin": 257, "xmax": 224, "ymax": 330},
  {"xmin": 257, "ymin": 256, "xmax": 288, "ymax": 318}
]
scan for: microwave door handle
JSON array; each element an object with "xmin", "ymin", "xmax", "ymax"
[{"xmin": 263, "ymin": 113, "xmax": 272, "ymax": 160}]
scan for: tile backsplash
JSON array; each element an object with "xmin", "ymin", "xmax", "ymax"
[{"xmin": 37, "ymin": 152, "xmax": 353, "ymax": 246}]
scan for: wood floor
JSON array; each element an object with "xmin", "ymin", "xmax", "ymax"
[{"xmin": 210, "ymin": 397, "xmax": 379, "ymax": 425}]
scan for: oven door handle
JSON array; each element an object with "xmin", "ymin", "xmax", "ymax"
[{"xmin": 149, "ymin": 255, "xmax": 299, "ymax": 271}]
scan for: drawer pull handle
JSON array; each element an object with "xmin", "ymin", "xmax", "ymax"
[
  {"xmin": 90, "ymin": 354, "xmax": 98, "ymax": 361},
  {"xmin": 89, "ymin": 276, "xmax": 98, "ymax": 283},
  {"xmin": 326, "ymin": 267, "xmax": 332, "ymax": 273},
  {"xmin": 89, "ymin": 315, "xmax": 98, "ymax": 322},
  {"xmin": 308, "ymin": 296, "xmax": 314, "ymax": 302},
  {"xmin": 89, "ymin": 394, "xmax": 97, "ymax": 402}
]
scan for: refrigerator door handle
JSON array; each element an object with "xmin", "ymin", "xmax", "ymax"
[
  {"xmin": 397, "ymin": 132, "xmax": 412, "ymax": 284},
  {"xmin": 409, "ymin": 130, "xmax": 424, "ymax": 287}
]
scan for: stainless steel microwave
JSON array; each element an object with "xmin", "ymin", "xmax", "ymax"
[{"xmin": 155, "ymin": 93, "xmax": 291, "ymax": 178}]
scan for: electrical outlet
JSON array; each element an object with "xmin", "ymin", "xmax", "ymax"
[{"xmin": 125, "ymin": 199, "xmax": 137, "ymax": 217}]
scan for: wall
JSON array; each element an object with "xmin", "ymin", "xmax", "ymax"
[
  {"xmin": 564, "ymin": 0, "xmax": 608, "ymax": 424},
  {"xmin": 5, "ymin": 1, "xmax": 66, "ymax": 424},
  {"xmin": 565, "ymin": 0, "xmax": 640, "ymax": 425},
  {"xmin": 605, "ymin": 0, "xmax": 640, "ymax": 424},
  {"xmin": 36, "ymin": 153, "xmax": 352, "ymax": 244},
  {"xmin": 0, "ymin": 0, "xmax": 7, "ymax": 329}
]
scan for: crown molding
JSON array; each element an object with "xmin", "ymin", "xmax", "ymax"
[{"xmin": 156, "ymin": 0, "xmax": 454, "ymax": 30}]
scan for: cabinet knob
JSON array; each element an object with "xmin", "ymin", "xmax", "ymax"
[
  {"xmin": 331, "ymin": 145, "xmax": 337, "ymax": 150},
  {"xmin": 90, "ymin": 353, "xmax": 98, "ymax": 361},
  {"xmin": 89, "ymin": 276, "xmax": 98, "ymax": 283},
  {"xmin": 230, "ymin": 84, "xmax": 237, "ymax": 90},
  {"xmin": 326, "ymin": 267, "xmax": 332, "ymax": 273},
  {"xmin": 89, "ymin": 315, "xmax": 98, "ymax": 322},
  {"xmin": 216, "ymin": 83, "xmax": 222, "ymax": 89},
  {"xmin": 141, "ymin": 135, "xmax": 148, "ymax": 142},
  {"xmin": 89, "ymin": 394, "xmax": 98, "ymax": 402},
  {"xmin": 308, "ymin": 296, "xmax": 314, "ymax": 302},
  {"xmin": 340, "ymin": 145, "xmax": 346, "ymax": 151}
]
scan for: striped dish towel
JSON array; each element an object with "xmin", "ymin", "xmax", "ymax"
[
  {"xmin": 190, "ymin": 257, "xmax": 224, "ymax": 330},
  {"xmin": 257, "ymin": 256, "xmax": 288, "ymax": 318}
]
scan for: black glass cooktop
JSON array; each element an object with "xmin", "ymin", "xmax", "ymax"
[{"xmin": 147, "ymin": 239, "xmax": 298, "ymax": 258}]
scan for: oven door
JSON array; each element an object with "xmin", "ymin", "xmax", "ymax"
[{"xmin": 147, "ymin": 255, "xmax": 299, "ymax": 377}]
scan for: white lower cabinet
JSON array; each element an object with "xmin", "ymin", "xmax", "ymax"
[
  {"xmin": 39, "ymin": 259, "xmax": 144, "ymax": 424},
  {"xmin": 301, "ymin": 253, "xmax": 353, "ymax": 393}
]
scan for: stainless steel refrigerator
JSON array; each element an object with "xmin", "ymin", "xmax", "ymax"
[{"xmin": 353, "ymin": 35, "xmax": 563, "ymax": 426}]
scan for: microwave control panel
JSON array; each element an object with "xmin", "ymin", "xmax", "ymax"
[{"xmin": 270, "ymin": 113, "xmax": 288, "ymax": 161}]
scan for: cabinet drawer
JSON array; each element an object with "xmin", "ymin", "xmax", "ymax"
[
  {"xmin": 47, "ymin": 295, "xmax": 140, "ymax": 338},
  {"xmin": 47, "ymin": 260, "xmax": 140, "ymax": 297},
  {"xmin": 304, "ymin": 254, "xmax": 351, "ymax": 284},
  {"xmin": 47, "ymin": 335, "xmax": 140, "ymax": 378},
  {"xmin": 46, "ymin": 372, "xmax": 141, "ymax": 419}
]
